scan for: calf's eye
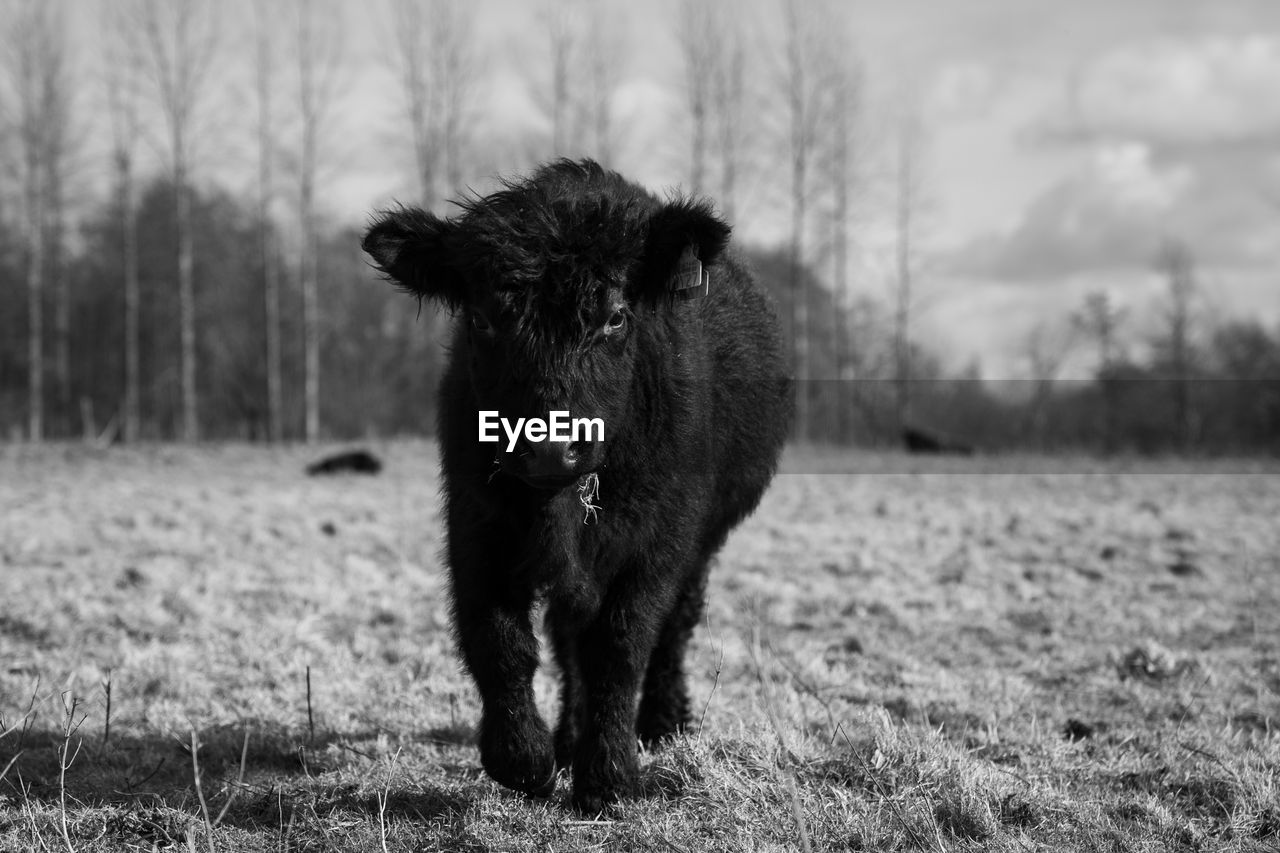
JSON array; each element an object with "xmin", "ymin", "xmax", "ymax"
[
  {"xmin": 605, "ymin": 311, "xmax": 626, "ymax": 333},
  {"xmin": 470, "ymin": 310, "xmax": 492, "ymax": 332}
]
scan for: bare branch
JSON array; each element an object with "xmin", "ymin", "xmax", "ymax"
[
  {"xmin": 386, "ymin": 0, "xmax": 477, "ymax": 206},
  {"xmin": 776, "ymin": 0, "xmax": 844, "ymax": 438},
  {"xmin": 1, "ymin": 0, "xmax": 74, "ymax": 440},
  {"xmin": 580, "ymin": 2, "xmax": 627, "ymax": 165},
  {"xmin": 676, "ymin": 0, "xmax": 715, "ymax": 194},
  {"xmin": 539, "ymin": 0, "xmax": 578, "ymax": 157},
  {"xmin": 254, "ymin": 0, "xmax": 283, "ymax": 442},
  {"xmin": 130, "ymin": 0, "xmax": 222, "ymax": 441}
]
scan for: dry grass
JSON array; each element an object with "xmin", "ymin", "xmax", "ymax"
[{"xmin": 1, "ymin": 441, "xmax": 1278, "ymax": 851}]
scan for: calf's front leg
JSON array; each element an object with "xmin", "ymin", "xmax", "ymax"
[
  {"xmin": 453, "ymin": 590, "xmax": 556, "ymax": 797},
  {"xmin": 570, "ymin": 575, "xmax": 674, "ymax": 812}
]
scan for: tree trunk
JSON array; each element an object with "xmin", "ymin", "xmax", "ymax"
[
  {"xmin": 690, "ymin": 102, "xmax": 706, "ymax": 194},
  {"xmin": 26, "ymin": 179, "xmax": 45, "ymax": 442},
  {"xmin": 389, "ymin": 0, "xmax": 436, "ymax": 207},
  {"xmin": 679, "ymin": 0, "xmax": 708, "ymax": 195},
  {"xmin": 716, "ymin": 37, "xmax": 743, "ymax": 225},
  {"xmin": 831, "ymin": 101, "xmax": 849, "ymax": 444},
  {"xmin": 548, "ymin": 4, "xmax": 572, "ymax": 156},
  {"xmin": 443, "ymin": 78, "xmax": 463, "ymax": 191},
  {"xmin": 893, "ymin": 124, "xmax": 914, "ymax": 431},
  {"xmin": 48, "ymin": 180, "xmax": 70, "ymax": 430},
  {"xmin": 256, "ymin": 0, "xmax": 283, "ymax": 443},
  {"xmin": 790, "ymin": 181, "xmax": 809, "ymax": 443},
  {"xmin": 176, "ymin": 146, "xmax": 198, "ymax": 441},
  {"xmin": 785, "ymin": 2, "xmax": 810, "ymax": 443},
  {"xmin": 301, "ymin": 168, "xmax": 320, "ymax": 444},
  {"xmin": 264, "ymin": 210, "xmax": 283, "ymax": 444},
  {"xmin": 120, "ymin": 150, "xmax": 141, "ymax": 443},
  {"xmin": 299, "ymin": 3, "xmax": 321, "ymax": 443},
  {"xmin": 720, "ymin": 139, "xmax": 737, "ymax": 224},
  {"xmin": 105, "ymin": 0, "xmax": 142, "ymax": 443},
  {"xmin": 1161, "ymin": 243, "xmax": 1195, "ymax": 451},
  {"xmin": 1098, "ymin": 307, "xmax": 1117, "ymax": 453},
  {"xmin": 410, "ymin": 51, "xmax": 433, "ymax": 206},
  {"xmin": 593, "ymin": 88, "xmax": 612, "ymax": 164},
  {"xmin": 133, "ymin": 0, "xmax": 218, "ymax": 439}
]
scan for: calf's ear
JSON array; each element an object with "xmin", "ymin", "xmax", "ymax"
[
  {"xmin": 639, "ymin": 197, "xmax": 732, "ymax": 300},
  {"xmin": 362, "ymin": 207, "xmax": 465, "ymax": 310}
]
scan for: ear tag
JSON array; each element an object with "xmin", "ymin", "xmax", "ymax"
[{"xmin": 669, "ymin": 245, "xmax": 709, "ymax": 300}]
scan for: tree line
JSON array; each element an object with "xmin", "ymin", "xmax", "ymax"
[{"xmin": 1, "ymin": 0, "xmax": 1277, "ymax": 452}]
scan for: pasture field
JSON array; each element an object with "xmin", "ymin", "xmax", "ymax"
[{"xmin": 1, "ymin": 442, "xmax": 1278, "ymax": 852}]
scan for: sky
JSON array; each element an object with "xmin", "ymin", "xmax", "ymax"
[
  {"xmin": 882, "ymin": 0, "xmax": 1280, "ymax": 378},
  {"xmin": 62, "ymin": 0, "xmax": 1280, "ymax": 379}
]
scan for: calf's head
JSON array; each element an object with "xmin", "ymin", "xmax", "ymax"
[{"xmin": 363, "ymin": 160, "xmax": 729, "ymax": 489}]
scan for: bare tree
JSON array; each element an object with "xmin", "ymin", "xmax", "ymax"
[
  {"xmin": 542, "ymin": 0, "xmax": 577, "ymax": 156},
  {"xmin": 1153, "ymin": 239, "xmax": 1199, "ymax": 449},
  {"xmin": 12, "ymin": 1, "xmax": 46, "ymax": 441},
  {"xmin": 841, "ymin": 294, "xmax": 896, "ymax": 439},
  {"xmin": 531, "ymin": 0, "xmax": 630, "ymax": 161},
  {"xmin": 891, "ymin": 111, "xmax": 925, "ymax": 431},
  {"xmin": 1075, "ymin": 291, "xmax": 1125, "ymax": 373},
  {"xmin": 580, "ymin": 3, "xmax": 627, "ymax": 165},
  {"xmin": 103, "ymin": 0, "xmax": 144, "ymax": 442},
  {"xmin": 777, "ymin": 0, "xmax": 835, "ymax": 440},
  {"xmin": 1074, "ymin": 290, "xmax": 1127, "ymax": 451},
  {"xmin": 388, "ymin": 0, "xmax": 433, "ymax": 204},
  {"xmin": 676, "ymin": 0, "xmax": 714, "ymax": 194},
  {"xmin": 134, "ymin": 0, "xmax": 220, "ymax": 441},
  {"xmin": 710, "ymin": 13, "xmax": 747, "ymax": 224},
  {"xmin": 526, "ymin": 0, "xmax": 588, "ymax": 158},
  {"xmin": 1017, "ymin": 319, "xmax": 1078, "ymax": 447},
  {"xmin": 819, "ymin": 50, "xmax": 863, "ymax": 442},
  {"xmin": 387, "ymin": 0, "xmax": 476, "ymax": 206},
  {"xmin": 435, "ymin": 2, "xmax": 475, "ymax": 191},
  {"xmin": 253, "ymin": 0, "xmax": 284, "ymax": 442},
  {"xmin": 677, "ymin": 0, "xmax": 747, "ymax": 218},
  {"xmin": 2, "ymin": 0, "xmax": 73, "ymax": 440},
  {"xmin": 43, "ymin": 57, "xmax": 74, "ymax": 425},
  {"xmin": 294, "ymin": 0, "xmax": 345, "ymax": 443}
]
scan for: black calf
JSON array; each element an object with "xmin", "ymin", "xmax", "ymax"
[{"xmin": 363, "ymin": 160, "xmax": 790, "ymax": 811}]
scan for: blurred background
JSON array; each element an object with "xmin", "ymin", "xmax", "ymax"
[{"xmin": 0, "ymin": 0, "xmax": 1277, "ymax": 452}]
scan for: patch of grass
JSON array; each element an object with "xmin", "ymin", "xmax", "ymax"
[{"xmin": 1, "ymin": 442, "xmax": 1278, "ymax": 851}]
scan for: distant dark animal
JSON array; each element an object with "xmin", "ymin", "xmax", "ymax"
[
  {"xmin": 305, "ymin": 449, "xmax": 383, "ymax": 476},
  {"xmin": 362, "ymin": 160, "xmax": 790, "ymax": 811},
  {"xmin": 902, "ymin": 426, "xmax": 974, "ymax": 456}
]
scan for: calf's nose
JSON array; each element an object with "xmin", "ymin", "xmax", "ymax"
[{"xmin": 514, "ymin": 435, "xmax": 585, "ymax": 482}]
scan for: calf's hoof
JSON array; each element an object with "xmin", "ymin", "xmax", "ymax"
[
  {"xmin": 571, "ymin": 781, "xmax": 626, "ymax": 815},
  {"xmin": 636, "ymin": 708, "xmax": 687, "ymax": 750},
  {"xmin": 553, "ymin": 723, "xmax": 577, "ymax": 771},
  {"xmin": 571, "ymin": 748, "xmax": 638, "ymax": 814},
  {"xmin": 479, "ymin": 713, "xmax": 557, "ymax": 797},
  {"xmin": 637, "ymin": 681, "xmax": 690, "ymax": 749}
]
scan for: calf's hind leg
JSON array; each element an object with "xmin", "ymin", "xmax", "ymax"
[{"xmin": 636, "ymin": 565, "xmax": 709, "ymax": 747}]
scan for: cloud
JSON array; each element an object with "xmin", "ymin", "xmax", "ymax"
[
  {"xmin": 947, "ymin": 34, "xmax": 1280, "ymax": 283},
  {"xmin": 927, "ymin": 61, "xmax": 1002, "ymax": 119},
  {"xmin": 1027, "ymin": 35, "xmax": 1280, "ymax": 150},
  {"xmin": 945, "ymin": 141, "xmax": 1273, "ymax": 281}
]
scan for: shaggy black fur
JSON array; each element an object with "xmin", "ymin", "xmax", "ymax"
[{"xmin": 362, "ymin": 160, "xmax": 791, "ymax": 812}]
